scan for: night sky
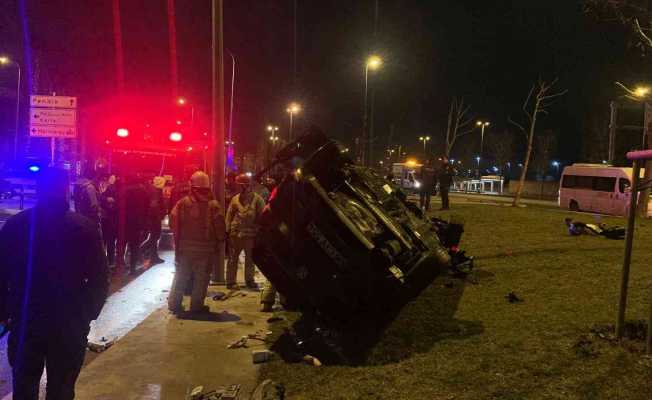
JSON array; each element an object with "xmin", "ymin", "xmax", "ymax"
[{"xmin": 1, "ymin": 0, "xmax": 652, "ymax": 168}]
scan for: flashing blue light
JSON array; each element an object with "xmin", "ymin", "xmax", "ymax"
[
  {"xmin": 28, "ymin": 165, "xmax": 40, "ymax": 173},
  {"xmin": 552, "ymin": 161, "xmax": 560, "ymax": 167},
  {"xmin": 492, "ymin": 166, "xmax": 499, "ymax": 172}
]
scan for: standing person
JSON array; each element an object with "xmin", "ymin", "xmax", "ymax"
[
  {"xmin": 419, "ymin": 159, "xmax": 436, "ymax": 211},
  {"xmin": 101, "ymin": 175, "xmax": 119, "ymax": 267},
  {"xmin": 0, "ymin": 168, "xmax": 109, "ymax": 400},
  {"xmin": 73, "ymin": 165, "xmax": 101, "ymax": 225},
  {"xmin": 168, "ymin": 171, "xmax": 226, "ymax": 314},
  {"xmin": 141, "ymin": 176, "xmax": 167, "ymax": 265},
  {"xmin": 438, "ymin": 157, "xmax": 455, "ymax": 211},
  {"xmin": 226, "ymin": 174, "xmax": 266, "ymax": 290},
  {"xmin": 117, "ymin": 174, "xmax": 149, "ymax": 275}
]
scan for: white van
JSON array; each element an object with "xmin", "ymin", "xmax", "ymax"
[
  {"xmin": 392, "ymin": 162, "xmax": 423, "ymax": 192},
  {"xmin": 559, "ymin": 163, "xmax": 652, "ymax": 216}
]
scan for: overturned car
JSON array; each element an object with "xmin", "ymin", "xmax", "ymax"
[{"xmin": 253, "ymin": 129, "xmax": 470, "ymax": 323}]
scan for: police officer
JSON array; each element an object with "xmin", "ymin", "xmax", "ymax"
[
  {"xmin": 0, "ymin": 167, "xmax": 109, "ymax": 399},
  {"xmin": 226, "ymin": 174, "xmax": 265, "ymax": 289},
  {"xmin": 73, "ymin": 165, "xmax": 101, "ymax": 225},
  {"xmin": 168, "ymin": 171, "xmax": 226, "ymax": 314},
  {"xmin": 141, "ymin": 176, "xmax": 167, "ymax": 265},
  {"xmin": 419, "ymin": 159, "xmax": 436, "ymax": 211}
]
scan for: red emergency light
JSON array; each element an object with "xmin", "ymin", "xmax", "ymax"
[
  {"xmin": 116, "ymin": 128, "xmax": 129, "ymax": 138},
  {"xmin": 169, "ymin": 132, "xmax": 183, "ymax": 142}
]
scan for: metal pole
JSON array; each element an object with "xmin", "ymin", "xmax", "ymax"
[
  {"xmin": 617, "ymin": 159, "xmax": 641, "ymax": 339},
  {"xmin": 609, "ymin": 101, "xmax": 617, "ymax": 164},
  {"xmin": 227, "ymin": 51, "xmax": 235, "ymax": 146},
  {"xmin": 362, "ymin": 65, "xmax": 369, "ymax": 166},
  {"xmin": 211, "ymin": 0, "xmax": 225, "ymax": 282},
  {"xmin": 289, "ymin": 112, "xmax": 294, "ymax": 142},
  {"xmin": 13, "ymin": 63, "xmax": 21, "ymax": 160}
]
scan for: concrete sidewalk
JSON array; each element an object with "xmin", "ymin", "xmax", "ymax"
[{"xmin": 75, "ymin": 284, "xmax": 271, "ymax": 399}]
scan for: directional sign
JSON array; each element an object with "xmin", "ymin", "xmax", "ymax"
[
  {"xmin": 30, "ymin": 95, "xmax": 77, "ymax": 109},
  {"xmin": 30, "ymin": 108, "xmax": 76, "ymax": 127},
  {"xmin": 29, "ymin": 125, "xmax": 77, "ymax": 139}
]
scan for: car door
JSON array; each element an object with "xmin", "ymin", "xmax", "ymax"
[
  {"xmin": 614, "ymin": 177, "xmax": 631, "ymax": 216},
  {"xmin": 591, "ymin": 176, "xmax": 617, "ymax": 214}
]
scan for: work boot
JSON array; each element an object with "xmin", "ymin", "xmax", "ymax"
[{"xmin": 189, "ymin": 305, "xmax": 211, "ymax": 314}]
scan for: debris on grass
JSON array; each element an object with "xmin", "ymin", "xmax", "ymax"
[
  {"xmin": 251, "ymin": 379, "xmax": 285, "ymax": 400},
  {"xmin": 253, "ymin": 349, "xmax": 274, "ymax": 364},
  {"xmin": 505, "ymin": 292, "xmax": 523, "ymax": 303},
  {"xmin": 267, "ymin": 316, "xmax": 285, "ymax": 323},
  {"xmin": 302, "ymin": 354, "xmax": 322, "ymax": 366},
  {"xmin": 212, "ymin": 291, "xmax": 226, "ymax": 301},
  {"xmin": 591, "ymin": 320, "xmax": 647, "ymax": 342},
  {"xmin": 573, "ymin": 335, "xmax": 599, "ymax": 358},
  {"xmin": 227, "ymin": 336, "xmax": 249, "ymax": 349}
]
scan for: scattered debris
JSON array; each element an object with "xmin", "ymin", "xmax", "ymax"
[
  {"xmin": 253, "ymin": 349, "xmax": 274, "ymax": 364},
  {"xmin": 88, "ymin": 340, "xmax": 115, "ymax": 353},
  {"xmin": 212, "ymin": 292, "xmax": 226, "ymax": 301},
  {"xmin": 590, "ymin": 324, "xmax": 617, "ymax": 342},
  {"xmin": 573, "ymin": 335, "xmax": 599, "ymax": 358},
  {"xmin": 302, "ymin": 354, "xmax": 322, "ymax": 366},
  {"xmin": 251, "ymin": 379, "xmax": 285, "ymax": 400},
  {"xmin": 189, "ymin": 386, "xmax": 204, "ymax": 400},
  {"xmin": 227, "ymin": 336, "xmax": 249, "ymax": 349},
  {"xmin": 187, "ymin": 385, "xmax": 241, "ymax": 400},
  {"xmin": 267, "ymin": 316, "xmax": 285, "ymax": 323},
  {"xmin": 591, "ymin": 321, "xmax": 647, "ymax": 342},
  {"xmin": 505, "ymin": 292, "xmax": 523, "ymax": 303},
  {"xmin": 565, "ymin": 218, "xmax": 626, "ymax": 239}
]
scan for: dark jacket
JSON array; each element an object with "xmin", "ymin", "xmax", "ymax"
[
  {"xmin": 0, "ymin": 203, "xmax": 109, "ymax": 329},
  {"xmin": 437, "ymin": 164, "xmax": 455, "ymax": 189},
  {"xmin": 74, "ymin": 178, "xmax": 101, "ymax": 224},
  {"xmin": 419, "ymin": 166, "xmax": 436, "ymax": 191}
]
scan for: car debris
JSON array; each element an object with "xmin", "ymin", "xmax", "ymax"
[
  {"xmin": 87, "ymin": 340, "xmax": 115, "ymax": 353},
  {"xmin": 252, "ymin": 349, "xmax": 274, "ymax": 364},
  {"xmin": 251, "ymin": 379, "xmax": 285, "ymax": 400},
  {"xmin": 565, "ymin": 218, "xmax": 625, "ymax": 239},
  {"xmin": 186, "ymin": 384, "xmax": 241, "ymax": 400},
  {"xmin": 505, "ymin": 292, "xmax": 523, "ymax": 303}
]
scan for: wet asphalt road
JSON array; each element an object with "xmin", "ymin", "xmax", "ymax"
[{"xmin": 0, "ymin": 253, "xmax": 175, "ymax": 399}]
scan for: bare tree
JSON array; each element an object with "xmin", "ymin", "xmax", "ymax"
[
  {"xmin": 531, "ymin": 130, "xmax": 557, "ymax": 180},
  {"xmin": 509, "ymin": 79, "xmax": 567, "ymax": 207},
  {"xmin": 488, "ymin": 130, "xmax": 514, "ymax": 176},
  {"xmin": 444, "ymin": 97, "xmax": 474, "ymax": 157}
]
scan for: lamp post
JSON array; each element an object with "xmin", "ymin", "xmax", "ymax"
[
  {"xmin": 362, "ymin": 55, "xmax": 382, "ymax": 166},
  {"xmin": 0, "ymin": 56, "xmax": 21, "ymax": 160},
  {"xmin": 286, "ymin": 102, "xmax": 301, "ymax": 142},
  {"xmin": 418, "ymin": 136, "xmax": 430, "ymax": 156}
]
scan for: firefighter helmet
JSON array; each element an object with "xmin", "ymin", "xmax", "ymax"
[{"xmin": 190, "ymin": 171, "xmax": 210, "ymax": 188}]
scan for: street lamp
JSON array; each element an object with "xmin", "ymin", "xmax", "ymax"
[
  {"xmin": 176, "ymin": 96, "xmax": 195, "ymax": 132},
  {"xmin": 634, "ymin": 86, "xmax": 650, "ymax": 99},
  {"xmin": 286, "ymin": 102, "xmax": 301, "ymax": 142},
  {"xmin": 419, "ymin": 136, "xmax": 431, "ymax": 154},
  {"xmin": 0, "ymin": 56, "xmax": 21, "ymax": 160},
  {"xmin": 362, "ymin": 55, "xmax": 383, "ymax": 167},
  {"xmin": 552, "ymin": 160, "xmax": 560, "ymax": 176}
]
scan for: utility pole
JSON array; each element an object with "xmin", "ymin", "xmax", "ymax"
[
  {"xmin": 211, "ymin": 0, "xmax": 226, "ymax": 281},
  {"xmin": 609, "ymin": 101, "xmax": 617, "ymax": 164}
]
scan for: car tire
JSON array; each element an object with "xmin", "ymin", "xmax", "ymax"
[{"xmin": 569, "ymin": 200, "xmax": 579, "ymax": 212}]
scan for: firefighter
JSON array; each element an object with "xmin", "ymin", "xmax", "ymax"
[
  {"xmin": 168, "ymin": 171, "xmax": 226, "ymax": 314},
  {"xmin": 226, "ymin": 174, "xmax": 265, "ymax": 289},
  {"xmin": 0, "ymin": 167, "xmax": 109, "ymax": 399}
]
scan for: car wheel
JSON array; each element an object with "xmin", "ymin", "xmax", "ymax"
[{"xmin": 569, "ymin": 200, "xmax": 579, "ymax": 212}]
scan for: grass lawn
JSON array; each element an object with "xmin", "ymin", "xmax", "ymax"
[{"xmin": 260, "ymin": 203, "xmax": 652, "ymax": 400}]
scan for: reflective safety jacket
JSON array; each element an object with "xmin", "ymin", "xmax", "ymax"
[{"xmin": 171, "ymin": 195, "xmax": 226, "ymax": 256}]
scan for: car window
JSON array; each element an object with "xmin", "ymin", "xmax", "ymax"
[
  {"xmin": 593, "ymin": 177, "xmax": 616, "ymax": 192},
  {"xmin": 619, "ymin": 178, "xmax": 631, "ymax": 193}
]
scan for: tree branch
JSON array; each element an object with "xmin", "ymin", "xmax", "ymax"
[{"xmin": 508, "ymin": 116, "xmax": 527, "ymax": 137}]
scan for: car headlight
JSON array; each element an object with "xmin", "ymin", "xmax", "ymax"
[{"xmin": 414, "ymin": 180, "xmax": 421, "ymax": 188}]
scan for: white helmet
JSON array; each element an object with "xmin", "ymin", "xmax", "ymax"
[{"xmin": 190, "ymin": 171, "xmax": 210, "ymax": 189}]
